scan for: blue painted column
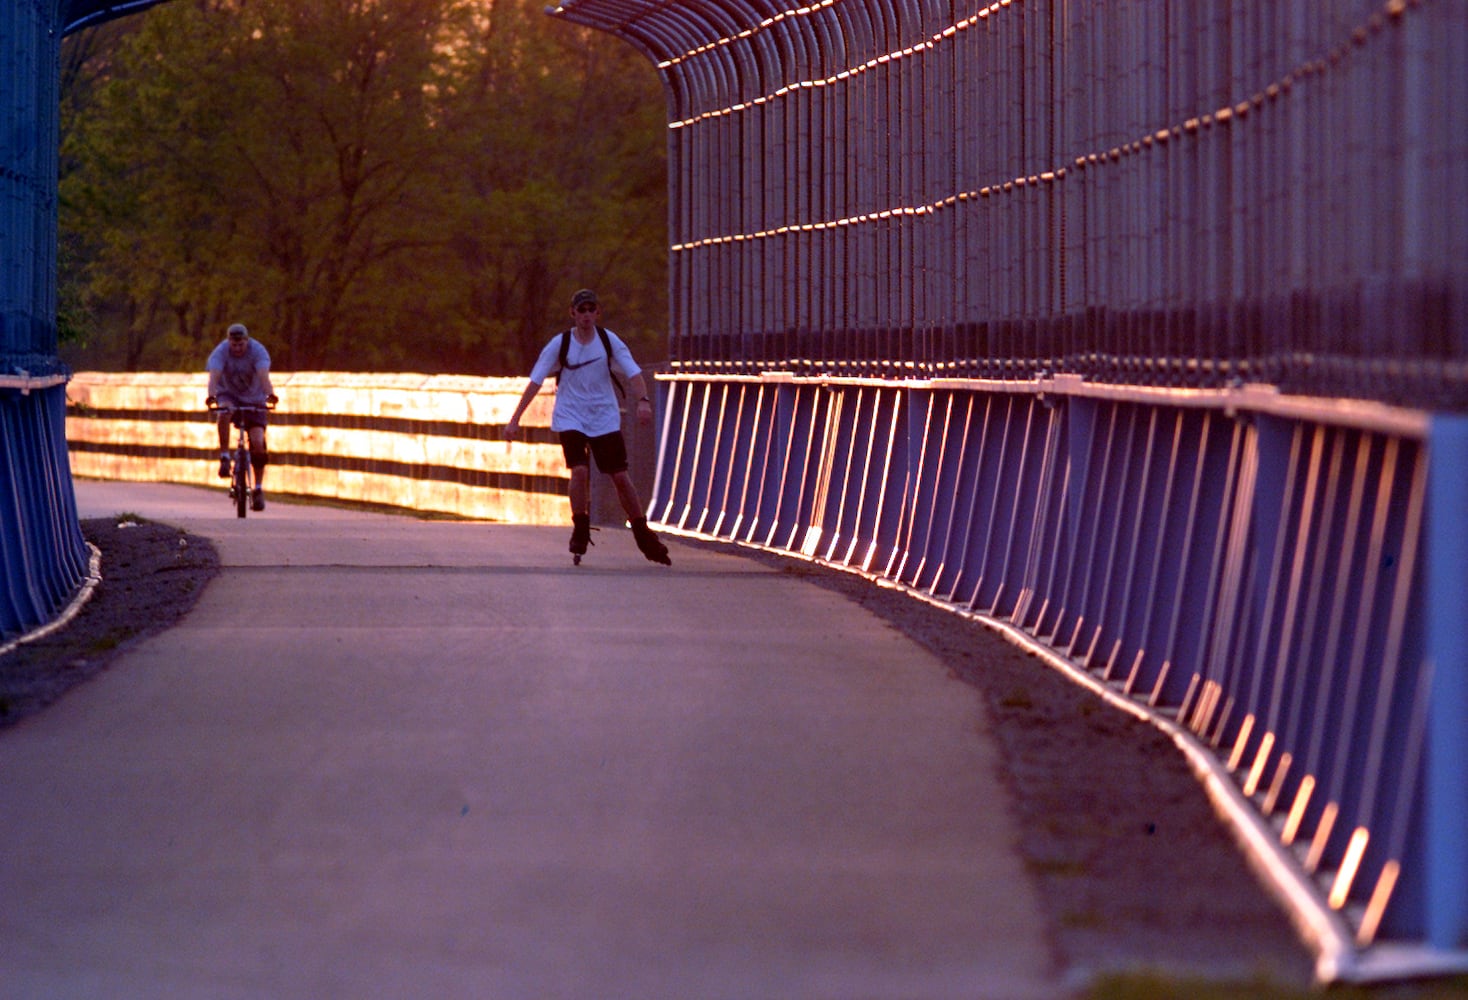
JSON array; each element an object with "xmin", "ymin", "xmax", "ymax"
[
  {"xmin": 1, "ymin": 0, "xmax": 89, "ymax": 637},
  {"xmin": 2, "ymin": 1, "xmax": 61, "ymax": 361},
  {"xmin": 1427, "ymin": 415, "xmax": 1468, "ymax": 949}
]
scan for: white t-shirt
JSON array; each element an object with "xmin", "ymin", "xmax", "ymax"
[{"xmin": 528, "ymin": 328, "xmax": 641, "ymax": 437}]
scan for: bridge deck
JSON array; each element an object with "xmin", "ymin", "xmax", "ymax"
[{"xmin": 2, "ymin": 481, "xmax": 1057, "ymax": 998}]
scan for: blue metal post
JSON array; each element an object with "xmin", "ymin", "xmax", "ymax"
[
  {"xmin": 1, "ymin": 0, "xmax": 91, "ymax": 637},
  {"xmin": 1427, "ymin": 415, "xmax": 1468, "ymax": 950},
  {"xmin": 3, "ymin": 2, "xmax": 60, "ymax": 361}
]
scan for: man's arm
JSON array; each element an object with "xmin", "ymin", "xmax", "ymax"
[
  {"xmin": 253, "ymin": 343, "xmax": 275, "ymax": 401},
  {"xmin": 628, "ymin": 373, "xmax": 653, "ymax": 425},
  {"xmin": 503, "ymin": 380, "xmax": 543, "ymax": 441},
  {"xmin": 205, "ymin": 344, "xmax": 223, "ymax": 401},
  {"xmin": 605, "ymin": 331, "xmax": 652, "ymax": 425}
]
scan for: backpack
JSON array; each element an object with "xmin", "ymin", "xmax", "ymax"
[{"xmin": 556, "ymin": 326, "xmax": 625, "ymax": 398}]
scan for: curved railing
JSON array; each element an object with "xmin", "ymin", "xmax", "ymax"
[
  {"xmin": 645, "ymin": 369, "xmax": 1467, "ymax": 982},
  {"xmin": 544, "ymin": 0, "xmax": 1468, "ymax": 979}
]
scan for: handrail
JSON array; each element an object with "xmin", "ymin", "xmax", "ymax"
[
  {"xmin": 0, "ymin": 373, "xmax": 69, "ymax": 393},
  {"xmin": 647, "ymin": 369, "xmax": 1468, "ymax": 983}
]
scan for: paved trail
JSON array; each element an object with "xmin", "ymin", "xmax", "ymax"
[{"xmin": 0, "ymin": 481, "xmax": 1060, "ymax": 999}]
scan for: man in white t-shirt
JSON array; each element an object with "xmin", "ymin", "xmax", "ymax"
[{"xmin": 504, "ymin": 289, "xmax": 670, "ymax": 566}]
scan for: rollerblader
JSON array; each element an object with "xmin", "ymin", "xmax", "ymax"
[{"xmin": 504, "ymin": 289, "xmax": 670, "ymax": 566}]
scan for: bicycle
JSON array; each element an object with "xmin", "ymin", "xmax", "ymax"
[{"xmin": 207, "ymin": 399, "xmax": 274, "ymax": 518}]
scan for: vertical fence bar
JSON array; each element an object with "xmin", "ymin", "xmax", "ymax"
[{"xmin": 1426, "ymin": 416, "xmax": 1468, "ymax": 950}]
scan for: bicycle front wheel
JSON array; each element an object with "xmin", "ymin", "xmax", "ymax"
[{"xmin": 235, "ymin": 446, "xmax": 250, "ymax": 518}]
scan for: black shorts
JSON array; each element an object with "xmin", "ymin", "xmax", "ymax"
[{"xmin": 560, "ymin": 430, "xmax": 628, "ymax": 475}]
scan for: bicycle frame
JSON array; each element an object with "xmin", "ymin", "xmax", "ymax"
[{"xmin": 209, "ymin": 403, "xmax": 269, "ymax": 518}]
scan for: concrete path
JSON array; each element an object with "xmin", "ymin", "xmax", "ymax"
[{"xmin": 1, "ymin": 481, "xmax": 1061, "ymax": 999}]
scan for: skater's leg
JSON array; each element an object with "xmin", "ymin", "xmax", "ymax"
[
  {"xmin": 607, "ymin": 470, "xmax": 670, "ymax": 566},
  {"xmin": 570, "ymin": 513, "xmax": 592, "ymax": 557},
  {"xmin": 568, "ymin": 467, "xmax": 594, "ymax": 559},
  {"xmin": 559, "ymin": 432, "xmax": 598, "ymax": 563},
  {"xmin": 568, "ymin": 465, "xmax": 590, "ymax": 520},
  {"xmin": 630, "ymin": 515, "xmax": 671, "ymax": 565},
  {"xmin": 610, "ymin": 469, "xmax": 644, "ymax": 523}
]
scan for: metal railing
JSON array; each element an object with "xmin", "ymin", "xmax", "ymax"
[
  {"xmin": 547, "ymin": 0, "xmax": 1468, "ymax": 980},
  {"xmin": 555, "ymin": 0, "xmax": 1468, "ymax": 409},
  {"xmin": 647, "ymin": 372, "xmax": 1468, "ymax": 980}
]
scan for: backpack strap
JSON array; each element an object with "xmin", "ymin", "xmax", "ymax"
[{"xmin": 598, "ymin": 326, "xmax": 626, "ymax": 399}]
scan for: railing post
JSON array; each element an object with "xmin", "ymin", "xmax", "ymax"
[{"xmin": 1427, "ymin": 415, "xmax": 1468, "ymax": 950}]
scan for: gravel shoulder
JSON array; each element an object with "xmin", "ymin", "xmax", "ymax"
[
  {"xmin": 704, "ymin": 542, "xmax": 1319, "ymax": 992},
  {"xmin": 2, "ymin": 515, "xmax": 1323, "ymax": 994},
  {"xmin": 1, "ymin": 516, "xmax": 218, "ymax": 727}
]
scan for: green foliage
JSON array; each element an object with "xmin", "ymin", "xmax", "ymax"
[
  {"xmin": 55, "ymin": 232, "xmax": 94, "ymax": 349},
  {"xmin": 58, "ymin": 0, "xmax": 667, "ymax": 375}
]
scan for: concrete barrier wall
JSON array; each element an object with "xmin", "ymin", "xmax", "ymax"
[{"xmin": 66, "ymin": 372, "xmax": 572, "ymax": 524}]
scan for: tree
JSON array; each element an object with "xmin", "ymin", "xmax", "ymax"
[
  {"xmin": 59, "ymin": 0, "xmax": 667, "ymax": 374},
  {"xmin": 437, "ymin": 0, "xmax": 669, "ymax": 372}
]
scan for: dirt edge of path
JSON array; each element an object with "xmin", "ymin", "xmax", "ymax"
[{"xmin": 0, "ymin": 517, "xmax": 219, "ymax": 729}]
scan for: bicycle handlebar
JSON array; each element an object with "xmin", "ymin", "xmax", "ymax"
[
  {"xmin": 206, "ymin": 400, "xmax": 277, "ymax": 414},
  {"xmin": 207, "ymin": 401, "xmax": 277, "ymax": 430}
]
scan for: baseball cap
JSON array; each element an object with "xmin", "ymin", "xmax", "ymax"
[
  {"xmin": 227, "ymin": 323, "xmax": 248, "ymax": 340},
  {"xmin": 571, "ymin": 289, "xmax": 598, "ymax": 309}
]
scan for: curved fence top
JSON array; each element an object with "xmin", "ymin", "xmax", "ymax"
[
  {"xmin": 549, "ymin": 0, "xmax": 1468, "ymax": 413},
  {"xmin": 62, "ymin": 0, "xmax": 176, "ymax": 36}
]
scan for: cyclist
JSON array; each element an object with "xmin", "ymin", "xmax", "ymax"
[{"xmin": 205, "ymin": 322, "xmax": 277, "ymax": 511}]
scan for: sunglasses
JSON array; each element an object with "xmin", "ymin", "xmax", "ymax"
[{"xmin": 575, "ymin": 303, "xmax": 598, "ymax": 313}]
